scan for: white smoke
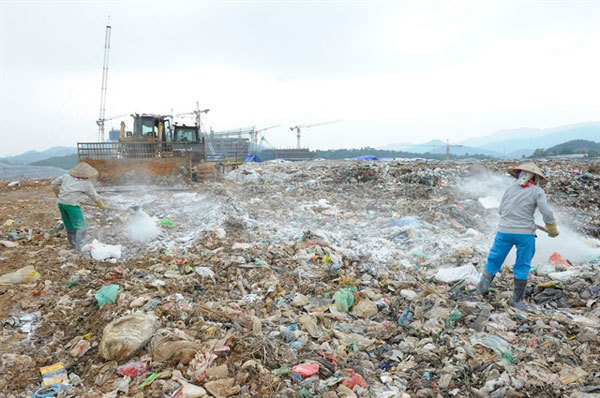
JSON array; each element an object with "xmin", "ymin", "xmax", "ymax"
[
  {"xmin": 127, "ymin": 208, "xmax": 160, "ymax": 243},
  {"xmin": 455, "ymin": 169, "xmax": 598, "ymax": 266}
]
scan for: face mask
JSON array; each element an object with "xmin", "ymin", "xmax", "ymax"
[{"xmin": 517, "ymin": 171, "xmax": 535, "ymax": 186}]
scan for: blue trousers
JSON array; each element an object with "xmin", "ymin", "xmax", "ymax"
[{"xmin": 484, "ymin": 232, "xmax": 536, "ymax": 280}]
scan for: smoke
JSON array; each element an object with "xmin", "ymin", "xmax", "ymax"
[
  {"xmin": 127, "ymin": 208, "xmax": 160, "ymax": 243},
  {"xmin": 455, "ymin": 169, "xmax": 599, "ymax": 265}
]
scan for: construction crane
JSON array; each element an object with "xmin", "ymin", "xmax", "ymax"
[
  {"xmin": 96, "ymin": 17, "xmax": 112, "ymax": 142},
  {"xmin": 388, "ymin": 140, "xmax": 464, "ymax": 161},
  {"xmin": 444, "ymin": 139, "xmax": 463, "ymax": 161},
  {"xmin": 174, "ymin": 102, "xmax": 209, "ymax": 133},
  {"xmin": 251, "ymin": 125, "xmax": 280, "ymax": 154},
  {"xmin": 289, "ymin": 120, "xmax": 342, "ymax": 149}
]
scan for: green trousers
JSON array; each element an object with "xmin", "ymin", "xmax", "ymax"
[{"xmin": 58, "ymin": 203, "xmax": 87, "ymax": 230}]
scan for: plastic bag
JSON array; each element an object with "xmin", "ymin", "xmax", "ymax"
[
  {"xmin": 342, "ymin": 369, "xmax": 368, "ymax": 389},
  {"xmin": 95, "ymin": 284, "xmax": 120, "ymax": 308},
  {"xmin": 333, "ymin": 287, "xmax": 355, "ymax": 312},
  {"xmin": 471, "ymin": 333, "xmax": 511, "ymax": 357},
  {"xmin": 117, "ymin": 361, "xmax": 147, "ymax": 378},
  {"xmin": 291, "ymin": 363, "xmax": 319, "ymax": 377},
  {"xmin": 0, "ymin": 266, "xmax": 40, "ymax": 285},
  {"xmin": 99, "ymin": 314, "xmax": 158, "ymax": 362},
  {"xmin": 434, "ymin": 264, "xmax": 480, "ymax": 288},
  {"xmin": 548, "ymin": 252, "xmax": 570, "ymax": 268},
  {"xmin": 537, "ymin": 263, "xmax": 555, "ymax": 275},
  {"xmin": 90, "ymin": 239, "xmax": 122, "ymax": 261},
  {"xmin": 445, "ymin": 310, "xmax": 462, "ymax": 328}
]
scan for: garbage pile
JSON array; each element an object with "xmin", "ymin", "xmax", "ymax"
[{"xmin": 0, "ymin": 160, "xmax": 599, "ymax": 397}]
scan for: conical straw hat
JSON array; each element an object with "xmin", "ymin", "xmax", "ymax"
[
  {"xmin": 69, "ymin": 162, "xmax": 99, "ymax": 178},
  {"xmin": 507, "ymin": 162, "xmax": 547, "ymax": 186}
]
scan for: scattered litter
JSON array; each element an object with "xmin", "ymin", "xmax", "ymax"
[{"xmin": 90, "ymin": 239, "xmax": 122, "ymax": 260}]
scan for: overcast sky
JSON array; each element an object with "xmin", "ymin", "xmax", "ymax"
[{"xmin": 1, "ymin": 0, "xmax": 599, "ymax": 156}]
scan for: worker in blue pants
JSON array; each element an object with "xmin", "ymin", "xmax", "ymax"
[{"xmin": 476, "ymin": 163, "xmax": 559, "ymax": 310}]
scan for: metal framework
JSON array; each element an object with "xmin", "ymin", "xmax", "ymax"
[
  {"xmin": 77, "ymin": 142, "xmax": 204, "ymax": 161},
  {"xmin": 97, "ymin": 19, "xmax": 112, "ymax": 142}
]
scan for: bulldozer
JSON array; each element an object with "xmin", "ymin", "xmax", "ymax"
[{"xmin": 77, "ymin": 113, "xmax": 220, "ymax": 182}]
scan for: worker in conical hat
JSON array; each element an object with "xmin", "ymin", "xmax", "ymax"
[
  {"xmin": 50, "ymin": 162, "xmax": 106, "ymax": 251},
  {"xmin": 476, "ymin": 162, "xmax": 559, "ymax": 311}
]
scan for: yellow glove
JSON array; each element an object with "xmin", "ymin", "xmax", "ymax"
[
  {"xmin": 545, "ymin": 223, "xmax": 559, "ymax": 238},
  {"xmin": 52, "ymin": 187, "xmax": 60, "ymax": 197},
  {"xmin": 96, "ymin": 199, "xmax": 106, "ymax": 209}
]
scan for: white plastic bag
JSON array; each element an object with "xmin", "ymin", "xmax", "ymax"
[
  {"xmin": 434, "ymin": 264, "xmax": 480, "ymax": 287},
  {"xmin": 0, "ymin": 266, "xmax": 40, "ymax": 285},
  {"xmin": 90, "ymin": 239, "xmax": 122, "ymax": 261}
]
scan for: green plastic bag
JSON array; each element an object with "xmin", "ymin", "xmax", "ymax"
[
  {"xmin": 157, "ymin": 218, "xmax": 175, "ymax": 228},
  {"xmin": 95, "ymin": 284, "xmax": 120, "ymax": 308},
  {"xmin": 445, "ymin": 310, "xmax": 462, "ymax": 328},
  {"xmin": 333, "ymin": 287, "xmax": 355, "ymax": 312}
]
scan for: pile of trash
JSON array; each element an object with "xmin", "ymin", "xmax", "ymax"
[{"xmin": 0, "ymin": 160, "xmax": 599, "ymax": 397}]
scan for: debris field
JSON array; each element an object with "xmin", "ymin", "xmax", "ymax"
[{"xmin": 0, "ymin": 159, "xmax": 599, "ymax": 398}]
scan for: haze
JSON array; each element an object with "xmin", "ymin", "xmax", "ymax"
[{"xmin": 1, "ymin": 0, "xmax": 599, "ymax": 156}]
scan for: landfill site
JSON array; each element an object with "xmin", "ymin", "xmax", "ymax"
[{"xmin": 0, "ymin": 158, "xmax": 599, "ymax": 398}]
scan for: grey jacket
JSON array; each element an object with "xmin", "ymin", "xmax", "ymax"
[
  {"xmin": 51, "ymin": 174, "xmax": 99, "ymax": 206},
  {"xmin": 497, "ymin": 184, "xmax": 556, "ymax": 235}
]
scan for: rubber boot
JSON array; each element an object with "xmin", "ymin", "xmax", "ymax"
[
  {"xmin": 74, "ymin": 229, "xmax": 86, "ymax": 251},
  {"xmin": 512, "ymin": 279, "xmax": 533, "ymax": 311},
  {"xmin": 476, "ymin": 271, "xmax": 495, "ymax": 296},
  {"xmin": 66, "ymin": 230, "xmax": 76, "ymax": 248}
]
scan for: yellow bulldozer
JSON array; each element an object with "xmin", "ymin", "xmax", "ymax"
[{"xmin": 77, "ymin": 113, "xmax": 224, "ymax": 182}]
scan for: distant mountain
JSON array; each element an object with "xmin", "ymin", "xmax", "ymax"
[
  {"xmin": 1, "ymin": 146, "xmax": 77, "ymax": 165},
  {"xmin": 379, "ymin": 141, "xmax": 416, "ymax": 151},
  {"xmin": 405, "ymin": 139, "xmax": 502, "ymax": 157},
  {"xmin": 0, "ymin": 162, "xmax": 67, "ymax": 180},
  {"xmin": 466, "ymin": 122, "xmax": 599, "ymax": 156},
  {"xmin": 28, "ymin": 154, "xmax": 77, "ymax": 169},
  {"xmin": 530, "ymin": 139, "xmax": 599, "ymax": 158}
]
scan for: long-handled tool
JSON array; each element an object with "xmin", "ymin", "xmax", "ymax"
[
  {"xmin": 81, "ymin": 201, "xmax": 128, "ymax": 212},
  {"xmin": 536, "ymin": 224, "xmax": 549, "ymax": 234}
]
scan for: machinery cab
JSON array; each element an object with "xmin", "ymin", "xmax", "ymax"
[
  {"xmin": 173, "ymin": 124, "xmax": 200, "ymax": 143},
  {"xmin": 120, "ymin": 114, "xmax": 171, "ymax": 142}
]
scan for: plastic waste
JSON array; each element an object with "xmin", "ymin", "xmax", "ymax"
[
  {"xmin": 549, "ymin": 252, "xmax": 570, "ymax": 268},
  {"xmin": 90, "ymin": 239, "xmax": 122, "ymax": 261},
  {"xmin": 333, "ymin": 286, "xmax": 355, "ymax": 312},
  {"xmin": 0, "ymin": 265, "xmax": 40, "ymax": 285},
  {"xmin": 445, "ymin": 310, "xmax": 462, "ymax": 328},
  {"xmin": 158, "ymin": 218, "xmax": 176, "ymax": 228},
  {"xmin": 195, "ymin": 267, "xmax": 216, "ymax": 284},
  {"xmin": 95, "ymin": 284, "xmax": 120, "ymax": 308},
  {"xmin": 434, "ymin": 264, "xmax": 480, "ymax": 288},
  {"xmin": 343, "ymin": 369, "xmax": 368, "ymax": 389},
  {"xmin": 138, "ymin": 372, "xmax": 159, "ymax": 390},
  {"xmin": 117, "ymin": 361, "xmax": 148, "ymax": 377},
  {"xmin": 398, "ymin": 306, "xmax": 414, "ymax": 328},
  {"xmin": 471, "ymin": 333, "xmax": 511, "ymax": 358},
  {"xmin": 69, "ymin": 339, "xmax": 91, "ymax": 358},
  {"xmin": 99, "ymin": 313, "xmax": 158, "ymax": 362},
  {"xmin": 537, "ymin": 263, "xmax": 556, "ymax": 275},
  {"xmin": 291, "ymin": 363, "xmax": 319, "ymax": 377},
  {"xmin": 40, "ymin": 363, "xmax": 68, "ymax": 386}
]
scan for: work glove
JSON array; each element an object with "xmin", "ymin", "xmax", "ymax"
[
  {"xmin": 52, "ymin": 187, "xmax": 60, "ymax": 197},
  {"xmin": 96, "ymin": 199, "xmax": 106, "ymax": 210},
  {"xmin": 545, "ymin": 223, "xmax": 559, "ymax": 238}
]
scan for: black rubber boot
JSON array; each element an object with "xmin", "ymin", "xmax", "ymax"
[
  {"xmin": 74, "ymin": 229, "xmax": 86, "ymax": 251},
  {"xmin": 512, "ymin": 279, "xmax": 533, "ymax": 311},
  {"xmin": 476, "ymin": 271, "xmax": 495, "ymax": 296},
  {"xmin": 66, "ymin": 230, "xmax": 76, "ymax": 248}
]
